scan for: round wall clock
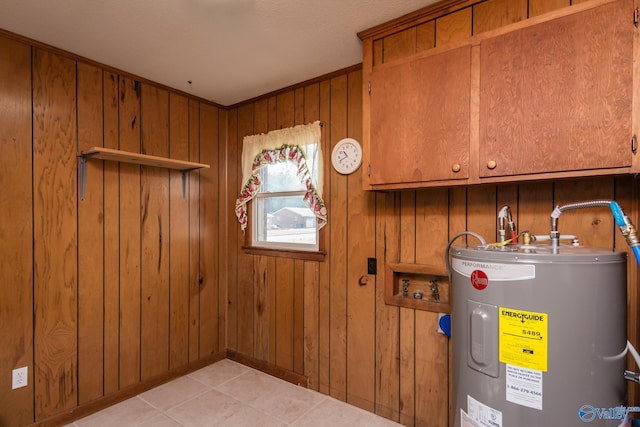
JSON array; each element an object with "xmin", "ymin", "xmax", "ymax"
[{"xmin": 331, "ymin": 138, "xmax": 362, "ymax": 175}]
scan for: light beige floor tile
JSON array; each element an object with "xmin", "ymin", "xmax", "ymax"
[
  {"xmin": 138, "ymin": 413, "xmax": 184, "ymax": 427},
  {"xmin": 140, "ymin": 375, "xmax": 210, "ymax": 410},
  {"xmin": 291, "ymin": 397, "xmax": 403, "ymax": 427},
  {"xmin": 188, "ymin": 358, "xmax": 250, "ymax": 387},
  {"xmin": 215, "ymin": 369, "xmax": 326, "ymax": 424},
  {"xmin": 74, "ymin": 396, "xmax": 160, "ymax": 427},
  {"xmin": 166, "ymin": 388, "xmax": 285, "ymax": 427}
]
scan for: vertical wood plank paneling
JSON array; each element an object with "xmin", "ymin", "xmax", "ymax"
[
  {"xmin": 188, "ymin": 99, "xmax": 201, "ymax": 363},
  {"xmin": 218, "ymin": 110, "xmax": 228, "ymax": 351},
  {"xmin": 399, "ymin": 190, "xmax": 416, "ymax": 426},
  {"xmin": 375, "ymin": 192, "xmax": 401, "ymax": 421},
  {"xmin": 276, "ymin": 257, "xmax": 295, "ymax": 371},
  {"xmin": 466, "ymin": 186, "xmax": 497, "ymax": 242},
  {"xmin": 329, "ymin": 74, "xmax": 349, "ymax": 401},
  {"xmin": 0, "ymin": 36, "xmax": 33, "ymax": 427},
  {"xmin": 345, "ymin": 69, "xmax": 376, "ymax": 412},
  {"xmin": 255, "ymin": 255, "xmax": 270, "ymax": 360},
  {"xmin": 199, "ymin": 103, "xmax": 220, "ymax": 357},
  {"xmin": 77, "ymin": 61, "xmax": 105, "ymax": 403},
  {"xmin": 553, "ymin": 178, "xmax": 615, "ymax": 248},
  {"xmin": 33, "ymin": 48, "xmax": 77, "ymax": 419},
  {"xmin": 236, "ymin": 103, "xmax": 255, "ymax": 356},
  {"xmin": 294, "ymin": 259, "xmax": 304, "ymax": 374},
  {"xmin": 268, "ymin": 256, "xmax": 278, "ymax": 364},
  {"xmin": 169, "ymin": 93, "xmax": 190, "ymax": 369},
  {"xmin": 227, "ymin": 107, "xmax": 239, "ymax": 353},
  {"xmin": 118, "ymin": 76, "xmax": 142, "ymax": 388},
  {"xmin": 414, "ymin": 189, "xmax": 449, "ymax": 427},
  {"xmin": 318, "ymin": 79, "xmax": 332, "ymax": 395},
  {"xmin": 102, "ymin": 71, "xmax": 120, "ymax": 394},
  {"xmin": 140, "ymin": 85, "xmax": 170, "ymax": 380},
  {"xmin": 517, "ymin": 182, "xmax": 553, "ymax": 236}
]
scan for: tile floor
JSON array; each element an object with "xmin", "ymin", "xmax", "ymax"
[{"xmin": 68, "ymin": 359, "xmax": 402, "ymax": 427}]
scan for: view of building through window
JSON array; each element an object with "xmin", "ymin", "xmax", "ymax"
[{"xmin": 253, "ymin": 160, "xmax": 318, "ymax": 249}]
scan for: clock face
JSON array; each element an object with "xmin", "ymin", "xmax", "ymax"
[{"xmin": 331, "ymin": 138, "xmax": 362, "ymax": 175}]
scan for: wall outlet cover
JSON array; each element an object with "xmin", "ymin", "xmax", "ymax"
[{"xmin": 12, "ymin": 366, "xmax": 27, "ymax": 389}]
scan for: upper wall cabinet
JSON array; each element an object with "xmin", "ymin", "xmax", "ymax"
[
  {"xmin": 360, "ymin": 0, "xmax": 639, "ymax": 191},
  {"xmin": 369, "ymin": 45, "xmax": 471, "ymax": 185},
  {"xmin": 479, "ymin": 0, "xmax": 633, "ymax": 178}
]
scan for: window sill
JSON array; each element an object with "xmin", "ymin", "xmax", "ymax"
[{"xmin": 241, "ymin": 246, "xmax": 326, "ymax": 261}]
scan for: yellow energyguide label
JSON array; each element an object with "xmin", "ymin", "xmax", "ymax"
[{"xmin": 499, "ymin": 307, "xmax": 548, "ymax": 372}]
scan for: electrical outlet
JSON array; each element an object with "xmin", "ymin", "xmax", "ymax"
[{"xmin": 12, "ymin": 367, "xmax": 27, "ymax": 390}]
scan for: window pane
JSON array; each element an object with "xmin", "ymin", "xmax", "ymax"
[
  {"xmin": 255, "ymin": 194, "xmax": 317, "ymax": 247},
  {"xmin": 260, "ymin": 162, "xmax": 306, "ymax": 192}
]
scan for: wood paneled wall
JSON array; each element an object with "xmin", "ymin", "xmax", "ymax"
[
  {"xmin": 226, "ymin": 1, "xmax": 640, "ymax": 426},
  {"xmin": 227, "ymin": 92, "xmax": 640, "ymax": 427},
  {"xmin": 1, "ymin": 0, "xmax": 639, "ymax": 426},
  {"xmin": 0, "ymin": 34, "xmax": 225, "ymax": 427}
]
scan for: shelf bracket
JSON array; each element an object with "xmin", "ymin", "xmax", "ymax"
[
  {"xmin": 182, "ymin": 171, "xmax": 188, "ymax": 198},
  {"xmin": 79, "ymin": 156, "xmax": 87, "ymax": 201}
]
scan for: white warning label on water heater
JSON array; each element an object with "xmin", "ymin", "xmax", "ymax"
[
  {"xmin": 506, "ymin": 364, "xmax": 543, "ymax": 410},
  {"xmin": 467, "ymin": 395, "xmax": 503, "ymax": 427}
]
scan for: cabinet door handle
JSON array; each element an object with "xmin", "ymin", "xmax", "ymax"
[
  {"xmin": 452, "ymin": 163, "xmax": 461, "ymax": 173},
  {"xmin": 486, "ymin": 160, "xmax": 497, "ymax": 170}
]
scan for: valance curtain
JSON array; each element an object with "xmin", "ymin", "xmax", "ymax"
[{"xmin": 235, "ymin": 120, "xmax": 327, "ymax": 232}]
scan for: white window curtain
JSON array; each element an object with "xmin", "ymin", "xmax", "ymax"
[{"xmin": 235, "ymin": 120, "xmax": 326, "ymax": 232}]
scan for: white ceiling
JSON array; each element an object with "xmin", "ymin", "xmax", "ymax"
[{"xmin": 0, "ymin": 0, "xmax": 437, "ymax": 105}]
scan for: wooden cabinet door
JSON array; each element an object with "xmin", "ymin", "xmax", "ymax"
[
  {"xmin": 369, "ymin": 45, "xmax": 471, "ymax": 185},
  {"xmin": 479, "ymin": 0, "xmax": 633, "ymax": 178}
]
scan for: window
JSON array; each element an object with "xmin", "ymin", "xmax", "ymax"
[
  {"xmin": 253, "ymin": 159, "xmax": 318, "ymax": 251},
  {"xmin": 235, "ymin": 122, "xmax": 326, "ymax": 253}
]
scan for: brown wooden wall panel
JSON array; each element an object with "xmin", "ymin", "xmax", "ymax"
[
  {"xmin": 0, "ymin": 36, "xmax": 33, "ymax": 427},
  {"xmin": 226, "ymin": 108, "xmax": 239, "ymax": 353},
  {"xmin": 33, "ymin": 48, "xmax": 78, "ymax": 420},
  {"xmin": 141, "ymin": 84, "xmax": 171, "ymax": 380},
  {"xmin": 118, "ymin": 76, "xmax": 143, "ymax": 389},
  {"xmin": 329, "ymin": 74, "xmax": 349, "ymax": 402},
  {"xmin": 0, "ymin": 29, "xmax": 223, "ymax": 425},
  {"xmin": 103, "ymin": 71, "xmax": 121, "ymax": 396},
  {"xmin": 169, "ymin": 93, "xmax": 190, "ymax": 369},
  {"xmin": 236, "ymin": 103, "xmax": 256, "ymax": 357},
  {"xmin": 374, "ymin": 192, "xmax": 400, "ymax": 421},
  {"xmin": 199, "ymin": 103, "xmax": 220, "ymax": 357},
  {"xmin": 188, "ymin": 99, "xmax": 201, "ymax": 363},
  {"xmin": 77, "ymin": 62, "xmax": 105, "ymax": 404},
  {"xmin": 345, "ymin": 69, "xmax": 376, "ymax": 412}
]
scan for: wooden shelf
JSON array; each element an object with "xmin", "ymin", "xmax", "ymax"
[
  {"xmin": 79, "ymin": 147, "xmax": 210, "ymax": 171},
  {"xmin": 385, "ymin": 262, "xmax": 450, "ymax": 313},
  {"xmin": 78, "ymin": 147, "xmax": 210, "ymax": 200}
]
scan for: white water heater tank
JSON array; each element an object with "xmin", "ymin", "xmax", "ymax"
[{"xmin": 451, "ymin": 244, "xmax": 627, "ymax": 426}]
